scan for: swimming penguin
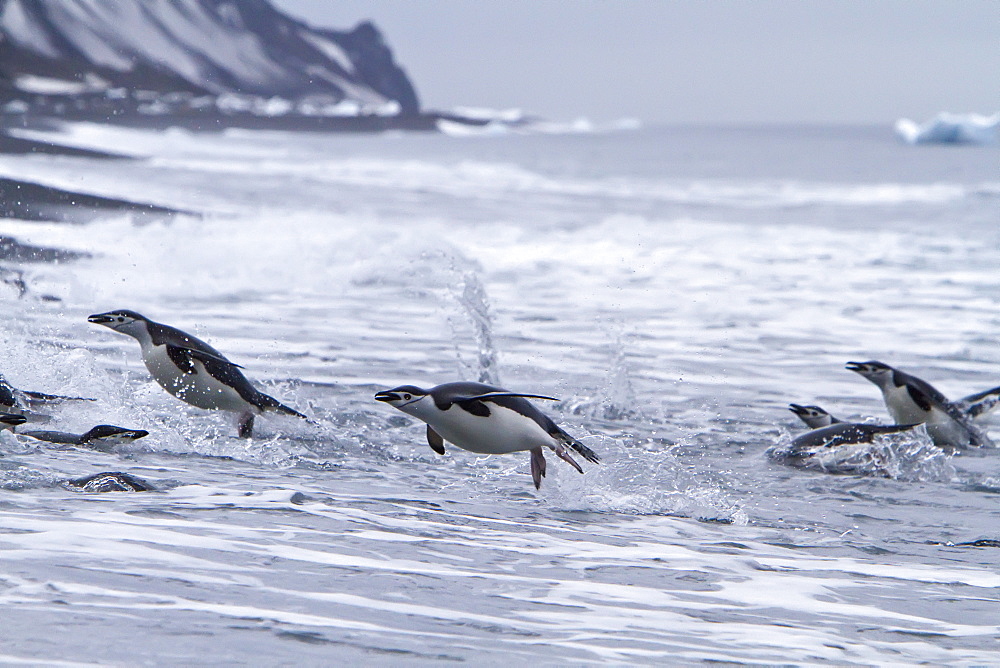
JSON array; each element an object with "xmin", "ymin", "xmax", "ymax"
[
  {"xmin": 65, "ymin": 471, "xmax": 155, "ymax": 493},
  {"xmin": 790, "ymin": 387, "xmax": 999, "ymax": 430},
  {"xmin": 20, "ymin": 425, "xmax": 149, "ymax": 448},
  {"xmin": 1, "ymin": 373, "xmax": 93, "ymax": 414},
  {"xmin": 88, "ymin": 310, "xmax": 307, "ymax": 438},
  {"xmin": 788, "ymin": 403, "xmax": 842, "ymax": 429},
  {"xmin": 375, "ymin": 381, "xmax": 600, "ymax": 489},
  {"xmin": 787, "ymin": 422, "xmax": 921, "ymax": 454},
  {"xmin": 846, "ymin": 361, "xmax": 993, "ymax": 449},
  {"xmin": 0, "ymin": 413, "xmax": 27, "ymax": 430},
  {"xmin": 774, "ymin": 421, "xmax": 923, "ymax": 475}
]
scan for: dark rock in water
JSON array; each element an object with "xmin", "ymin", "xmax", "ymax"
[
  {"xmin": 66, "ymin": 472, "xmax": 155, "ymax": 493},
  {"xmin": 0, "ymin": 0, "xmax": 422, "ymax": 124},
  {"xmin": 0, "ymin": 178, "xmax": 183, "ymax": 223}
]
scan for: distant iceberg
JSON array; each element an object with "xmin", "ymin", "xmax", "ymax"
[
  {"xmin": 895, "ymin": 112, "xmax": 999, "ymax": 145},
  {"xmin": 437, "ymin": 107, "xmax": 642, "ymax": 137}
]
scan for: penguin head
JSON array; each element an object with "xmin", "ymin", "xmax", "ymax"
[
  {"xmin": 788, "ymin": 403, "xmax": 833, "ymax": 428},
  {"xmin": 80, "ymin": 425, "xmax": 150, "ymax": 444},
  {"xmin": 846, "ymin": 361, "xmax": 894, "ymax": 387},
  {"xmin": 375, "ymin": 385, "xmax": 429, "ymax": 413},
  {"xmin": 88, "ymin": 310, "xmax": 149, "ymax": 338}
]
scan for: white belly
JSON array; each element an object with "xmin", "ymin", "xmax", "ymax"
[
  {"xmin": 882, "ymin": 385, "xmax": 970, "ymax": 447},
  {"xmin": 425, "ymin": 404, "xmax": 556, "ymax": 455},
  {"xmin": 881, "ymin": 384, "xmax": 928, "ymax": 424},
  {"xmin": 142, "ymin": 345, "xmax": 252, "ymax": 413}
]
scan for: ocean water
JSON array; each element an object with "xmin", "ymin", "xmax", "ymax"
[{"xmin": 0, "ymin": 123, "xmax": 998, "ymax": 664}]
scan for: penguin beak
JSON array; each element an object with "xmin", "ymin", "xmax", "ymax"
[
  {"xmin": 88, "ymin": 313, "xmax": 114, "ymax": 325},
  {"xmin": 124, "ymin": 429, "xmax": 149, "ymax": 440},
  {"xmin": 845, "ymin": 362, "xmax": 864, "ymax": 373},
  {"xmin": 788, "ymin": 404, "xmax": 805, "ymax": 415},
  {"xmin": 374, "ymin": 391, "xmax": 399, "ymax": 403}
]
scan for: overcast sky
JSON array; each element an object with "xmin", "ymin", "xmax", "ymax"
[{"xmin": 273, "ymin": 0, "xmax": 999, "ymax": 125}]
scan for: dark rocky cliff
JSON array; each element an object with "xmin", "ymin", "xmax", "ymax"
[{"xmin": 0, "ymin": 0, "xmax": 421, "ymax": 119}]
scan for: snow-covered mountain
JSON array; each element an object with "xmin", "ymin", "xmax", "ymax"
[{"xmin": 0, "ymin": 0, "xmax": 420, "ymax": 116}]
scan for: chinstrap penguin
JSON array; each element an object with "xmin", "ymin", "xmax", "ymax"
[
  {"xmin": 89, "ymin": 309, "xmax": 306, "ymax": 438},
  {"xmin": 21, "ymin": 424, "xmax": 149, "ymax": 447},
  {"xmin": 1, "ymin": 373, "xmax": 93, "ymax": 414},
  {"xmin": 846, "ymin": 360, "xmax": 992, "ymax": 449},
  {"xmin": 788, "ymin": 403, "xmax": 841, "ymax": 429},
  {"xmin": 773, "ymin": 421, "xmax": 922, "ymax": 476},
  {"xmin": 787, "ymin": 422, "xmax": 920, "ymax": 455},
  {"xmin": 375, "ymin": 381, "xmax": 600, "ymax": 489}
]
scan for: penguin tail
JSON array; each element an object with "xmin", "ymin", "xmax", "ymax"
[
  {"xmin": 254, "ymin": 391, "xmax": 308, "ymax": 420},
  {"xmin": 553, "ymin": 428, "xmax": 600, "ymax": 464}
]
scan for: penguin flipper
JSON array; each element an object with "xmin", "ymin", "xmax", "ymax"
[
  {"xmin": 426, "ymin": 425, "xmax": 446, "ymax": 454},
  {"xmin": 905, "ymin": 384, "xmax": 934, "ymax": 413},
  {"xmin": 456, "ymin": 399, "xmax": 491, "ymax": 417},
  {"xmin": 454, "ymin": 392, "xmax": 559, "ymax": 418},
  {"xmin": 461, "ymin": 392, "xmax": 560, "ymax": 403},
  {"xmin": 166, "ymin": 345, "xmax": 245, "ymax": 372},
  {"xmin": 957, "ymin": 385, "xmax": 1000, "ymax": 420},
  {"xmin": 169, "ymin": 346, "xmax": 264, "ymax": 404}
]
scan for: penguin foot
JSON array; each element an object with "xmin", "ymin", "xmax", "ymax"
[
  {"xmin": 237, "ymin": 412, "xmax": 255, "ymax": 439},
  {"xmin": 530, "ymin": 447, "xmax": 547, "ymax": 489}
]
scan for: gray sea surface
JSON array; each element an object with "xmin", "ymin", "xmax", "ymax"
[{"xmin": 0, "ymin": 123, "xmax": 998, "ymax": 664}]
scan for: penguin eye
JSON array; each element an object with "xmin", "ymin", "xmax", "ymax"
[
  {"xmin": 117, "ymin": 317, "xmax": 125, "ymax": 322},
  {"xmin": 403, "ymin": 394, "xmax": 412, "ymax": 400}
]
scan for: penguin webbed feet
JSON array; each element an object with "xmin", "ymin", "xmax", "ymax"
[
  {"xmin": 530, "ymin": 447, "xmax": 547, "ymax": 489},
  {"xmin": 237, "ymin": 412, "xmax": 255, "ymax": 439}
]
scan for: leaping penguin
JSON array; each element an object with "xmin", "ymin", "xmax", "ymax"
[
  {"xmin": 21, "ymin": 425, "xmax": 149, "ymax": 448},
  {"xmin": 375, "ymin": 381, "xmax": 600, "ymax": 489},
  {"xmin": 88, "ymin": 309, "xmax": 307, "ymax": 438},
  {"xmin": 846, "ymin": 361, "xmax": 993, "ymax": 449}
]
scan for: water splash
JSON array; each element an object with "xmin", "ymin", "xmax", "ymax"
[
  {"xmin": 566, "ymin": 325, "xmax": 641, "ymax": 421},
  {"xmin": 767, "ymin": 428, "xmax": 957, "ymax": 482},
  {"xmin": 544, "ymin": 436, "xmax": 747, "ymax": 522},
  {"xmin": 446, "ymin": 268, "xmax": 500, "ymax": 385}
]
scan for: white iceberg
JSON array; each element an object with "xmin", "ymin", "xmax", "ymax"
[{"xmin": 895, "ymin": 111, "xmax": 1000, "ymax": 145}]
